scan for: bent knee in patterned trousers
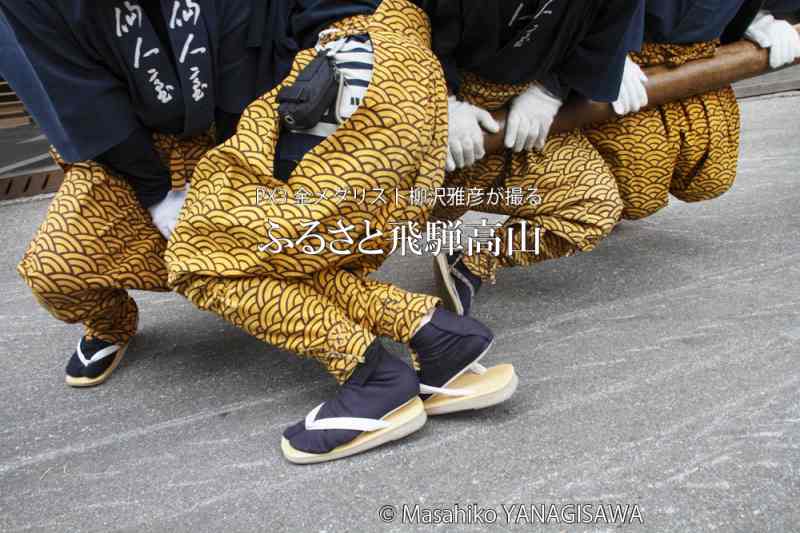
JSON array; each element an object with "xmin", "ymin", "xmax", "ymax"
[
  {"xmin": 170, "ymin": 269, "xmax": 438, "ymax": 384},
  {"xmin": 585, "ymin": 41, "xmax": 741, "ymax": 220},
  {"xmin": 438, "ymin": 131, "xmax": 623, "ymax": 283},
  {"xmin": 166, "ymin": 0, "xmax": 446, "ymax": 383},
  {"xmin": 17, "ymin": 133, "xmax": 215, "ymax": 344},
  {"xmin": 435, "ymin": 73, "xmax": 622, "ymax": 283}
]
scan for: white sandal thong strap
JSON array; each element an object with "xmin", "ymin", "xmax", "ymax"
[
  {"xmin": 76, "ymin": 341, "xmax": 121, "ymax": 367},
  {"xmin": 304, "ymin": 403, "xmax": 392, "ymax": 433},
  {"xmin": 420, "ymin": 363, "xmax": 488, "ymax": 397},
  {"xmin": 450, "ymin": 263, "xmax": 477, "ymax": 302}
]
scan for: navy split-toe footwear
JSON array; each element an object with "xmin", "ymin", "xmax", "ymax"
[
  {"xmin": 281, "ymin": 340, "xmax": 427, "ymax": 464},
  {"xmin": 411, "ymin": 308, "xmax": 518, "ymax": 416},
  {"xmin": 434, "ymin": 251, "xmax": 483, "ymax": 316},
  {"xmin": 65, "ymin": 336, "xmax": 128, "ymax": 388}
]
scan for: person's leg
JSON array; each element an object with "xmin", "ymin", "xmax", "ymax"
[
  {"xmin": 307, "ymin": 268, "xmax": 511, "ymax": 416},
  {"xmin": 481, "ymin": 131, "xmax": 623, "ymax": 271},
  {"xmin": 309, "ymin": 269, "xmax": 437, "ymax": 348},
  {"xmin": 171, "ymin": 261, "xmax": 509, "ymax": 456},
  {"xmin": 17, "ymin": 156, "xmax": 169, "ymax": 387},
  {"xmin": 435, "ymin": 130, "xmax": 622, "ymax": 315},
  {"xmin": 585, "ymin": 41, "xmax": 738, "ymax": 221},
  {"xmin": 585, "ymin": 85, "xmax": 740, "ymax": 221},
  {"xmin": 669, "ymin": 86, "xmax": 740, "ymax": 204},
  {"xmin": 17, "ymin": 131, "xmax": 215, "ymax": 387},
  {"xmin": 173, "ymin": 273, "xmax": 377, "ymax": 382},
  {"xmin": 173, "ymin": 256, "xmax": 505, "ymax": 398},
  {"xmin": 167, "ymin": 0, "xmax": 517, "ymax": 462},
  {"xmin": 166, "ymin": 23, "xmax": 442, "ymax": 455},
  {"xmin": 172, "ymin": 270, "xmax": 425, "ymax": 461},
  {"xmin": 584, "ymin": 107, "xmax": 678, "ymax": 220},
  {"xmin": 434, "ymin": 70, "xmax": 623, "ymax": 314}
]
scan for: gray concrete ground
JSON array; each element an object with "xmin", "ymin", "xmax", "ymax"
[
  {"xmin": 734, "ymin": 65, "xmax": 800, "ymax": 98},
  {"xmin": 0, "ymin": 92, "xmax": 799, "ymax": 533}
]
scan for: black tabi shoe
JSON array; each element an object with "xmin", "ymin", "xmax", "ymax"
[
  {"xmin": 411, "ymin": 308, "xmax": 518, "ymax": 416},
  {"xmin": 434, "ymin": 251, "xmax": 483, "ymax": 316},
  {"xmin": 65, "ymin": 336, "xmax": 128, "ymax": 388},
  {"xmin": 281, "ymin": 340, "xmax": 427, "ymax": 464}
]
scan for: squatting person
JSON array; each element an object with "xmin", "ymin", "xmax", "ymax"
[
  {"xmin": 422, "ymin": 0, "xmax": 648, "ymax": 316},
  {"xmin": 585, "ymin": 0, "xmax": 800, "ymax": 220},
  {"xmin": 1, "ymin": 0, "xmax": 292, "ymax": 387},
  {"xmin": 165, "ymin": 0, "xmax": 519, "ymax": 464}
]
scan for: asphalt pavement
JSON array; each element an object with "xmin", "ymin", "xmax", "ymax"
[{"xmin": 0, "ymin": 91, "xmax": 798, "ymax": 533}]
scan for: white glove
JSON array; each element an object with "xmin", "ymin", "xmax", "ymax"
[
  {"xmin": 505, "ymin": 83, "xmax": 562, "ymax": 153},
  {"xmin": 447, "ymin": 96, "xmax": 500, "ymax": 172},
  {"xmin": 612, "ymin": 56, "xmax": 649, "ymax": 116},
  {"xmin": 148, "ymin": 185, "xmax": 189, "ymax": 240},
  {"xmin": 745, "ymin": 11, "xmax": 800, "ymax": 69}
]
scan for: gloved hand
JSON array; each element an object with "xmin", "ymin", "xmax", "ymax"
[
  {"xmin": 447, "ymin": 96, "xmax": 500, "ymax": 172},
  {"xmin": 505, "ymin": 83, "xmax": 562, "ymax": 153},
  {"xmin": 745, "ymin": 11, "xmax": 800, "ymax": 69},
  {"xmin": 612, "ymin": 56, "xmax": 649, "ymax": 116},
  {"xmin": 148, "ymin": 185, "xmax": 189, "ymax": 240}
]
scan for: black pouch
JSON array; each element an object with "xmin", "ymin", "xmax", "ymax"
[{"xmin": 277, "ymin": 50, "xmax": 340, "ymax": 130}]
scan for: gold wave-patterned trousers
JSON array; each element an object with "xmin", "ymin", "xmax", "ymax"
[
  {"xmin": 166, "ymin": 0, "xmax": 446, "ymax": 384},
  {"xmin": 585, "ymin": 41, "xmax": 741, "ymax": 220},
  {"xmin": 434, "ymin": 73, "xmax": 623, "ymax": 283},
  {"xmin": 17, "ymin": 132, "xmax": 216, "ymax": 345}
]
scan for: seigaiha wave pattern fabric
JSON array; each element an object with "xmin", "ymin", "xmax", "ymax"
[
  {"xmin": 585, "ymin": 41, "xmax": 741, "ymax": 220},
  {"xmin": 17, "ymin": 132, "xmax": 216, "ymax": 344},
  {"xmin": 165, "ymin": 0, "xmax": 446, "ymax": 383},
  {"xmin": 434, "ymin": 72, "xmax": 623, "ymax": 283}
]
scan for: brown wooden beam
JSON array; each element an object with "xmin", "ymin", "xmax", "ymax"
[
  {"xmin": 484, "ymin": 24, "xmax": 800, "ymax": 155},
  {"xmin": 0, "ymin": 116, "xmax": 31, "ymax": 129},
  {"xmin": 0, "ymin": 168, "xmax": 60, "ymax": 201}
]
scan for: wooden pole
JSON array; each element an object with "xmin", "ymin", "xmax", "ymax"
[{"xmin": 484, "ymin": 25, "xmax": 800, "ymax": 155}]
